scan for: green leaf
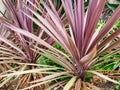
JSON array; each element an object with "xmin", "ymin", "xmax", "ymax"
[{"xmin": 106, "ymin": 3, "xmax": 119, "ymax": 11}]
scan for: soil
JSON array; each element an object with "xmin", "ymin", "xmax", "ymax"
[
  {"xmin": 95, "ymin": 82, "xmax": 117, "ymax": 90},
  {"xmin": 92, "ymin": 74, "xmax": 120, "ymax": 90}
]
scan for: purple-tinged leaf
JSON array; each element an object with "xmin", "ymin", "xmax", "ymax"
[
  {"xmin": 83, "ymin": 0, "xmax": 106, "ymax": 55},
  {"xmin": 97, "ymin": 39, "xmax": 120, "ymax": 57},
  {"xmin": 89, "ymin": 5, "xmax": 120, "ymax": 53},
  {"xmin": 98, "ymin": 29, "xmax": 120, "ymax": 50},
  {"xmin": 0, "ymin": 36, "xmax": 27, "ymax": 58},
  {"xmin": 1, "ymin": 19, "xmax": 71, "ymax": 62}
]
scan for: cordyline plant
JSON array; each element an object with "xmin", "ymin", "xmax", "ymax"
[
  {"xmin": 0, "ymin": 0, "xmax": 120, "ymax": 90},
  {"xmin": 0, "ymin": 0, "xmax": 55, "ymax": 89}
]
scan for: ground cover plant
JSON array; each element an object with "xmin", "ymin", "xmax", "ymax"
[{"xmin": 0, "ymin": 0, "xmax": 120, "ymax": 90}]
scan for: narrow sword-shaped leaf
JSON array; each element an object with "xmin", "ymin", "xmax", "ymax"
[
  {"xmin": 1, "ymin": 19, "xmax": 71, "ymax": 61},
  {"xmin": 30, "ymin": 72, "xmax": 70, "ymax": 83},
  {"xmin": 83, "ymin": 0, "xmax": 106, "ymax": 55},
  {"xmin": 0, "ymin": 36, "xmax": 26, "ymax": 58},
  {"xmin": 89, "ymin": 71, "xmax": 120, "ymax": 85},
  {"xmin": 63, "ymin": 76, "xmax": 77, "ymax": 90},
  {"xmin": 97, "ymin": 39, "xmax": 120, "ymax": 57},
  {"xmin": 89, "ymin": 5, "xmax": 120, "ymax": 53},
  {"xmin": 98, "ymin": 29, "xmax": 120, "ymax": 50},
  {"xmin": 0, "ymin": 68, "xmax": 59, "ymax": 78}
]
